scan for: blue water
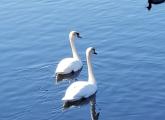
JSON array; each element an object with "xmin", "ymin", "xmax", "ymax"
[{"xmin": 1, "ymin": 0, "xmax": 165, "ymax": 120}]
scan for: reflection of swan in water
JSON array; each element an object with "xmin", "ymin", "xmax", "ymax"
[
  {"xmin": 147, "ymin": 0, "xmax": 165, "ymax": 10},
  {"xmin": 55, "ymin": 31, "xmax": 83, "ymax": 80},
  {"xmin": 90, "ymin": 94, "xmax": 100, "ymax": 120},
  {"xmin": 63, "ymin": 94, "xmax": 100, "ymax": 120},
  {"xmin": 55, "ymin": 67, "xmax": 82, "ymax": 83}
]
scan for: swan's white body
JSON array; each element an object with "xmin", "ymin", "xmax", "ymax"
[
  {"xmin": 62, "ymin": 47, "xmax": 97, "ymax": 101},
  {"xmin": 56, "ymin": 58, "xmax": 82, "ymax": 74},
  {"xmin": 55, "ymin": 31, "xmax": 82, "ymax": 75}
]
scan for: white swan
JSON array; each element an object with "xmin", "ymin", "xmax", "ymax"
[
  {"xmin": 62, "ymin": 47, "xmax": 97, "ymax": 101},
  {"xmin": 55, "ymin": 31, "xmax": 83, "ymax": 77}
]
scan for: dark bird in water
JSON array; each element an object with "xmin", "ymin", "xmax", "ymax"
[{"xmin": 147, "ymin": 0, "xmax": 165, "ymax": 10}]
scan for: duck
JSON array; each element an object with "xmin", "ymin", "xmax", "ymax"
[
  {"xmin": 55, "ymin": 31, "xmax": 83, "ymax": 79},
  {"xmin": 147, "ymin": 0, "xmax": 165, "ymax": 10},
  {"xmin": 62, "ymin": 47, "xmax": 97, "ymax": 102}
]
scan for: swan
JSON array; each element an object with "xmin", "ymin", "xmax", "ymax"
[
  {"xmin": 62, "ymin": 47, "xmax": 97, "ymax": 101},
  {"xmin": 55, "ymin": 31, "xmax": 83, "ymax": 79},
  {"xmin": 147, "ymin": 0, "xmax": 165, "ymax": 10}
]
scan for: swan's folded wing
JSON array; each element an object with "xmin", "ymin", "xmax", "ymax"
[
  {"xmin": 62, "ymin": 81, "xmax": 97, "ymax": 101},
  {"xmin": 56, "ymin": 58, "xmax": 82, "ymax": 74}
]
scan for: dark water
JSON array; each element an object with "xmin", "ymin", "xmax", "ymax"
[{"xmin": 1, "ymin": 0, "xmax": 165, "ymax": 120}]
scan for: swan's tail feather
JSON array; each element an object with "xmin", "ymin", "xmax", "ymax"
[
  {"xmin": 55, "ymin": 72, "xmax": 66, "ymax": 81},
  {"xmin": 56, "ymin": 73, "xmax": 62, "ymax": 80}
]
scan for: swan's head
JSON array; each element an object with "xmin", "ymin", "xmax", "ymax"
[
  {"xmin": 69, "ymin": 31, "xmax": 82, "ymax": 39},
  {"xmin": 86, "ymin": 47, "xmax": 97, "ymax": 56},
  {"xmin": 146, "ymin": 0, "xmax": 152, "ymax": 10}
]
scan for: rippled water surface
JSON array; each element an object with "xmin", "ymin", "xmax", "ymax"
[{"xmin": 1, "ymin": 0, "xmax": 165, "ymax": 120}]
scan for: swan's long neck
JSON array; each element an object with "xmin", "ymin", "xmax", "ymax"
[
  {"xmin": 87, "ymin": 52, "xmax": 96, "ymax": 84},
  {"xmin": 69, "ymin": 35, "xmax": 80, "ymax": 60}
]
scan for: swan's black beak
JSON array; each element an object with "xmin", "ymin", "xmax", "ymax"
[
  {"xmin": 76, "ymin": 32, "xmax": 82, "ymax": 38},
  {"xmin": 93, "ymin": 48, "xmax": 97, "ymax": 55},
  {"xmin": 78, "ymin": 35, "xmax": 82, "ymax": 38},
  {"xmin": 94, "ymin": 51, "xmax": 97, "ymax": 55}
]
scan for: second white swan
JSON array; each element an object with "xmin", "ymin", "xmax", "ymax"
[{"xmin": 62, "ymin": 47, "xmax": 97, "ymax": 101}]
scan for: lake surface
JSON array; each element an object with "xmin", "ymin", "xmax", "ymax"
[{"xmin": 1, "ymin": 0, "xmax": 165, "ymax": 120}]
